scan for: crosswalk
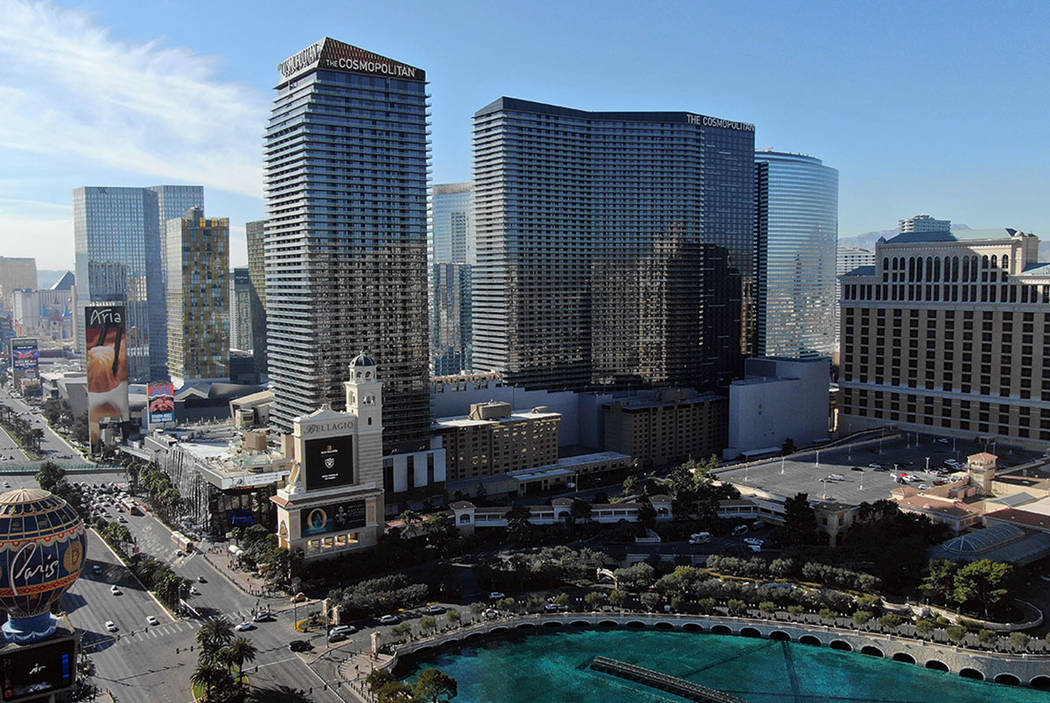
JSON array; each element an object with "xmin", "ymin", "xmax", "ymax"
[{"xmin": 82, "ymin": 609, "xmax": 268, "ymax": 652}]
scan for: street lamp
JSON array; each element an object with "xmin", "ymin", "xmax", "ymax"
[
  {"xmin": 815, "ymin": 450, "xmax": 820, "ymax": 468},
  {"xmin": 925, "ymin": 456, "xmax": 930, "ymax": 472}
]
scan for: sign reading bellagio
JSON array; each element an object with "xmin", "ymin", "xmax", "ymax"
[
  {"xmin": 300, "ymin": 499, "xmax": 366, "ymax": 537},
  {"xmin": 303, "ymin": 435, "xmax": 355, "ymax": 490}
]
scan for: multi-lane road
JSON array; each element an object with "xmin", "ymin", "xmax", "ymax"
[
  {"xmin": 60, "ymin": 478, "xmax": 345, "ymax": 703},
  {"xmin": 0, "ymin": 385, "xmax": 88, "ymax": 468}
]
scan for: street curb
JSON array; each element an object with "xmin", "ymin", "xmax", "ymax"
[{"xmin": 91, "ymin": 527, "xmax": 176, "ymax": 623}]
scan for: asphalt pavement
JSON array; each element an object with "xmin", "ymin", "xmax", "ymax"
[{"xmin": 0, "ymin": 385, "xmax": 90, "ymax": 468}]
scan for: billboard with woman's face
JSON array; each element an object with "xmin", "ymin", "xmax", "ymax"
[{"xmin": 85, "ymin": 305, "xmax": 129, "ymax": 445}]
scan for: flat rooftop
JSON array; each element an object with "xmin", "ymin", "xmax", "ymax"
[{"xmin": 716, "ymin": 432, "xmax": 1042, "ymax": 507}]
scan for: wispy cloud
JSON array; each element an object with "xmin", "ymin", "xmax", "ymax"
[{"xmin": 0, "ymin": 0, "xmax": 267, "ymax": 198}]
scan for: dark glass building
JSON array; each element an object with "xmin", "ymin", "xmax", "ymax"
[
  {"xmin": 471, "ymin": 98, "xmax": 755, "ymax": 392},
  {"xmin": 264, "ymin": 38, "xmax": 430, "ymax": 452},
  {"xmin": 73, "ymin": 185, "xmax": 203, "ymax": 382},
  {"xmin": 245, "ymin": 219, "xmax": 267, "ymax": 379}
]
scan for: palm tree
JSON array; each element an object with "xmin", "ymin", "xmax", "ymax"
[
  {"xmin": 222, "ymin": 637, "xmax": 258, "ymax": 683},
  {"xmin": 196, "ymin": 617, "xmax": 235, "ymax": 658},
  {"xmin": 190, "ymin": 660, "xmax": 222, "ymax": 699}
]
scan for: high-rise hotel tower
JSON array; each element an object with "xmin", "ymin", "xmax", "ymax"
[
  {"xmin": 265, "ymin": 38, "xmax": 430, "ymax": 452},
  {"xmin": 472, "ymin": 98, "xmax": 756, "ymax": 392}
]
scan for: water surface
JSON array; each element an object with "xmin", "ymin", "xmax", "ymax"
[{"xmin": 403, "ymin": 629, "xmax": 1050, "ymax": 702}]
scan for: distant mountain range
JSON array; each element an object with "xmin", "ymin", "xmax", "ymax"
[{"xmin": 838, "ymin": 224, "xmax": 971, "ymax": 252}]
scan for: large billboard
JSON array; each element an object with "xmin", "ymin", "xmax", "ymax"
[
  {"xmin": 300, "ymin": 499, "xmax": 366, "ymax": 537},
  {"xmin": 147, "ymin": 382, "xmax": 175, "ymax": 424},
  {"xmin": 9, "ymin": 338, "xmax": 38, "ymax": 388},
  {"xmin": 85, "ymin": 305, "xmax": 129, "ymax": 446},
  {"xmin": 303, "ymin": 435, "xmax": 354, "ymax": 491},
  {"xmin": 0, "ymin": 635, "xmax": 76, "ymax": 702}
]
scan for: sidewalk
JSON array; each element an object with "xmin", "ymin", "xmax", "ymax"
[
  {"xmin": 337, "ymin": 651, "xmax": 394, "ymax": 703},
  {"xmin": 196, "ymin": 542, "xmax": 273, "ymax": 599}
]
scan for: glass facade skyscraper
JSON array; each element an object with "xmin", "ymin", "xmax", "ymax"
[
  {"xmin": 265, "ymin": 38, "xmax": 430, "ymax": 452},
  {"xmin": 472, "ymin": 98, "xmax": 755, "ymax": 392},
  {"xmin": 165, "ymin": 208, "xmax": 229, "ymax": 386},
  {"xmin": 245, "ymin": 219, "xmax": 267, "ymax": 378},
  {"xmin": 754, "ymin": 150, "xmax": 838, "ymax": 359},
  {"xmin": 73, "ymin": 185, "xmax": 203, "ymax": 382},
  {"xmin": 429, "ymin": 182, "xmax": 474, "ymax": 375}
]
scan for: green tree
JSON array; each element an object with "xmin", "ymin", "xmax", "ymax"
[
  {"xmin": 35, "ymin": 460, "xmax": 66, "ymax": 492},
  {"xmin": 640, "ymin": 592, "xmax": 661, "ymax": 612},
  {"xmin": 584, "ymin": 592, "xmax": 606, "ymax": 610},
  {"xmin": 1010, "ymin": 631, "xmax": 1031, "ymax": 651},
  {"xmin": 608, "ymin": 590, "xmax": 627, "ymax": 609},
  {"xmin": 951, "ymin": 560, "xmax": 1015, "ymax": 619},
  {"xmin": 190, "ymin": 661, "xmax": 224, "ymax": 700},
  {"xmin": 196, "ymin": 617, "xmax": 235, "ymax": 659},
  {"xmin": 921, "ymin": 559, "xmax": 957, "ymax": 604},
  {"xmin": 366, "ymin": 669, "xmax": 396, "ymax": 695},
  {"xmin": 419, "ymin": 616, "xmax": 437, "ymax": 633},
  {"xmin": 503, "ymin": 505, "xmax": 533, "ymax": 546},
  {"xmin": 781, "ymin": 492, "xmax": 820, "ymax": 545},
  {"xmin": 378, "ymin": 681, "xmax": 419, "ymax": 703},
  {"xmin": 222, "ymin": 637, "xmax": 257, "ymax": 683},
  {"xmin": 413, "ymin": 667, "xmax": 458, "ymax": 703},
  {"xmin": 622, "ymin": 475, "xmax": 640, "ymax": 496}
]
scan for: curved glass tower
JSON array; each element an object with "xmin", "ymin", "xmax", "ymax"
[{"xmin": 754, "ymin": 150, "xmax": 838, "ymax": 359}]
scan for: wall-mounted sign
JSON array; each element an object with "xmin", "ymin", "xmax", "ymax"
[
  {"xmin": 303, "ymin": 435, "xmax": 354, "ymax": 491},
  {"xmin": 84, "ymin": 305, "xmax": 128, "ymax": 446},
  {"xmin": 147, "ymin": 382, "xmax": 175, "ymax": 424},
  {"xmin": 300, "ymin": 499, "xmax": 366, "ymax": 537}
]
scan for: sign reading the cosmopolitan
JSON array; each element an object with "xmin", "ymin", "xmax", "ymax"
[
  {"xmin": 84, "ymin": 305, "xmax": 129, "ymax": 445},
  {"xmin": 685, "ymin": 113, "xmax": 755, "ymax": 132},
  {"xmin": 278, "ymin": 37, "xmax": 425, "ymax": 83}
]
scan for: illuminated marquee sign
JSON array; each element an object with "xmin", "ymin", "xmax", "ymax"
[{"xmin": 685, "ymin": 114, "xmax": 755, "ymax": 132}]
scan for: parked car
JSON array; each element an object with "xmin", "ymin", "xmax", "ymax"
[
  {"xmin": 290, "ymin": 592, "xmax": 307, "ymax": 603},
  {"xmin": 917, "ymin": 483, "xmax": 932, "ymax": 491},
  {"xmin": 423, "ymin": 605, "xmax": 446, "ymax": 615},
  {"xmin": 689, "ymin": 532, "xmax": 711, "ymax": 544},
  {"xmin": 731, "ymin": 525, "xmax": 748, "ymax": 536},
  {"xmin": 867, "ymin": 463, "xmax": 882, "ymax": 470},
  {"xmin": 544, "ymin": 603, "xmax": 569, "ymax": 612},
  {"xmin": 288, "ymin": 640, "xmax": 311, "ymax": 652},
  {"xmin": 331, "ymin": 625, "xmax": 356, "ymax": 636},
  {"xmin": 378, "ymin": 614, "xmax": 399, "ymax": 625},
  {"xmin": 743, "ymin": 537, "xmax": 764, "ymax": 546},
  {"xmin": 328, "ymin": 632, "xmax": 348, "ymax": 643},
  {"xmin": 483, "ymin": 609, "xmax": 499, "ymax": 619},
  {"xmin": 489, "ymin": 591, "xmax": 506, "ymax": 601}
]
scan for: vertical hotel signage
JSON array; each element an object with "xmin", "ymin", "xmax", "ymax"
[
  {"xmin": 147, "ymin": 382, "xmax": 175, "ymax": 425},
  {"xmin": 9, "ymin": 338, "xmax": 38, "ymax": 388},
  {"xmin": 84, "ymin": 305, "xmax": 129, "ymax": 446}
]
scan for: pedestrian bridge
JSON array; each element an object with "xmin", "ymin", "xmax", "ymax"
[{"xmin": 391, "ymin": 612, "xmax": 1050, "ymax": 688}]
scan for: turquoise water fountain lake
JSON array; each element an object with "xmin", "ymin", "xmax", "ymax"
[{"xmin": 403, "ymin": 629, "xmax": 1050, "ymax": 702}]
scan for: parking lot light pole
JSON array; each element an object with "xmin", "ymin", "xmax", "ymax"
[{"xmin": 925, "ymin": 456, "xmax": 931, "ymax": 472}]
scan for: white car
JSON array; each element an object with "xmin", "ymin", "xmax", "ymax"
[
  {"xmin": 146, "ymin": 616, "xmax": 159, "ymax": 627},
  {"xmin": 235, "ymin": 622, "xmax": 255, "ymax": 631},
  {"xmin": 917, "ymin": 483, "xmax": 932, "ymax": 491},
  {"xmin": 110, "ymin": 585, "xmax": 122, "ymax": 596},
  {"xmin": 378, "ymin": 614, "xmax": 399, "ymax": 625},
  {"xmin": 105, "ymin": 621, "xmax": 118, "ymax": 633},
  {"xmin": 331, "ymin": 625, "xmax": 356, "ymax": 636}
]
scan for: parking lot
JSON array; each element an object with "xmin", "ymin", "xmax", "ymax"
[{"xmin": 717, "ymin": 432, "xmax": 1043, "ymax": 506}]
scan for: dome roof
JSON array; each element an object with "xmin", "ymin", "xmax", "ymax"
[
  {"xmin": 0, "ymin": 487, "xmax": 87, "ymax": 623},
  {"xmin": 350, "ymin": 353, "xmax": 376, "ymax": 368}
]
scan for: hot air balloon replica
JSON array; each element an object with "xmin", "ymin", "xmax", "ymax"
[{"xmin": 0, "ymin": 488, "xmax": 87, "ymax": 643}]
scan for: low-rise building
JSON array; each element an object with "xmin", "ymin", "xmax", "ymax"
[
  {"xmin": 434, "ymin": 401, "xmax": 560, "ymax": 482},
  {"xmin": 603, "ymin": 388, "xmax": 727, "ymax": 469},
  {"xmin": 450, "ymin": 494, "xmax": 672, "ymax": 535},
  {"xmin": 130, "ymin": 425, "xmax": 291, "ymax": 537},
  {"xmin": 725, "ymin": 356, "xmax": 830, "ymax": 459}
]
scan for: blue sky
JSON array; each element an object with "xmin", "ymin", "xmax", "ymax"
[{"xmin": 1, "ymin": 0, "xmax": 1048, "ymax": 268}]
